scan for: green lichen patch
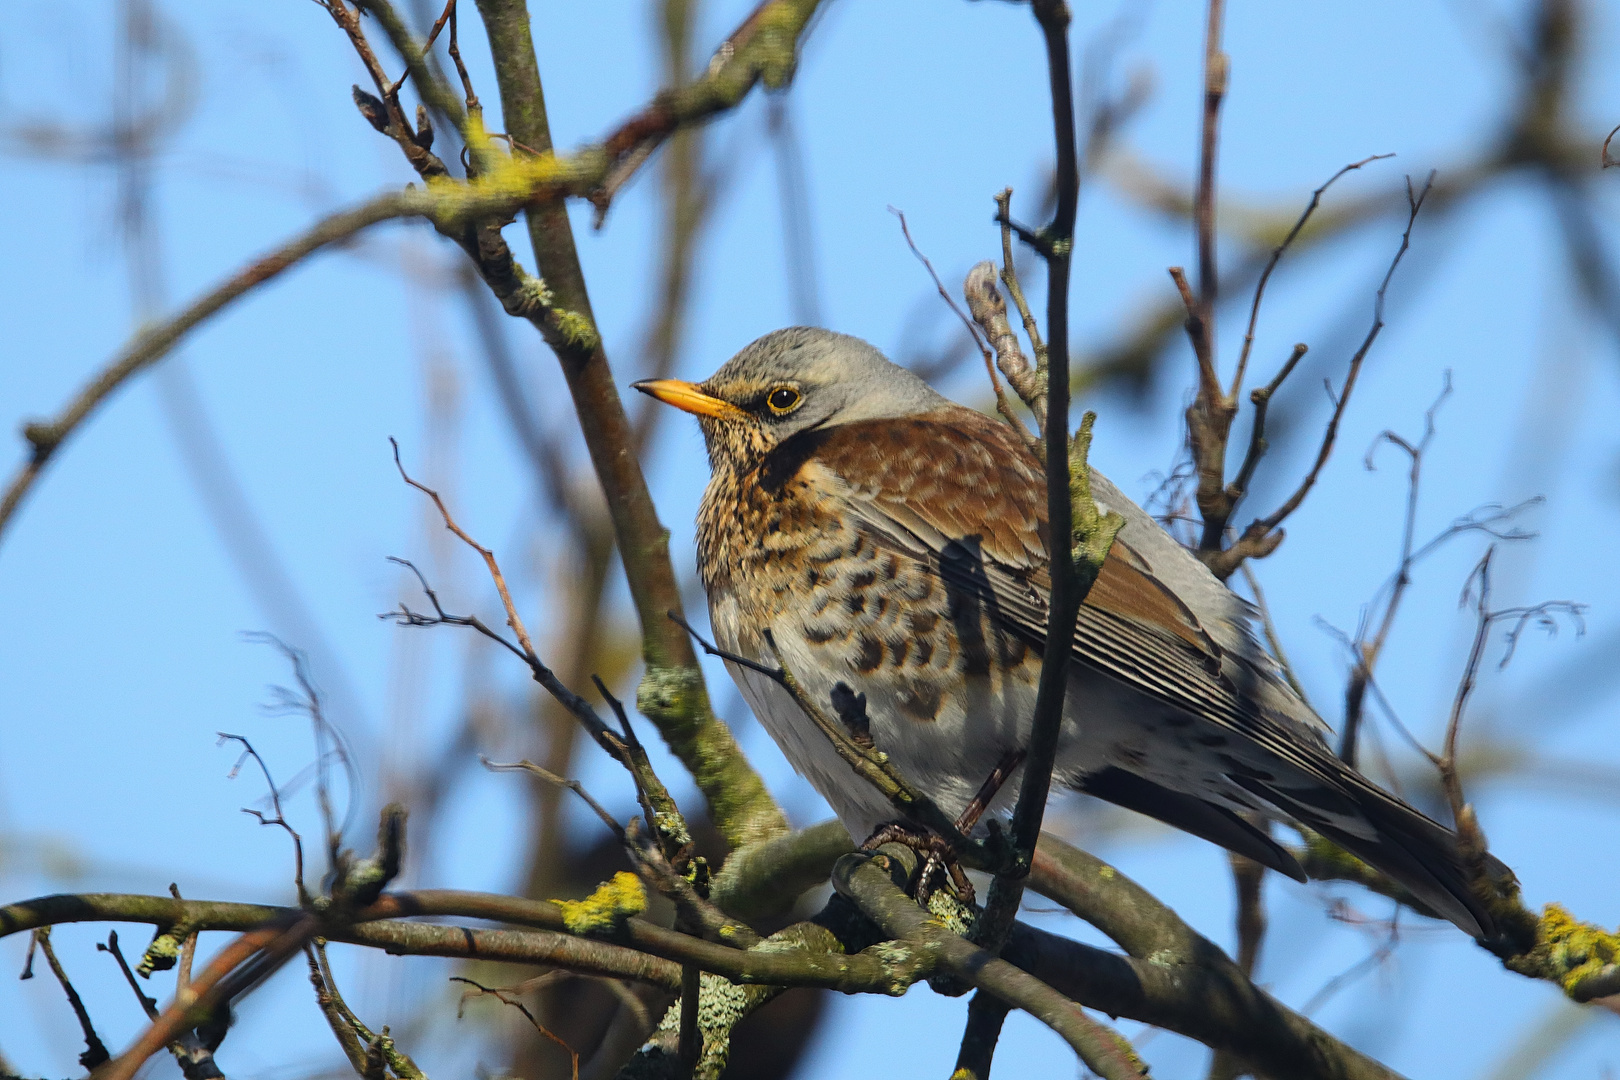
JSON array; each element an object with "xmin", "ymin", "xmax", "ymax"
[
  {"xmin": 549, "ymin": 307, "xmax": 600, "ymax": 352},
  {"xmin": 1506, "ymin": 903, "xmax": 1620, "ymax": 1000},
  {"xmin": 138, "ymin": 927, "xmax": 182, "ymax": 977},
  {"xmin": 555, "ymin": 871, "xmax": 646, "ymax": 935},
  {"xmin": 927, "ymin": 890, "xmax": 978, "ymax": 937}
]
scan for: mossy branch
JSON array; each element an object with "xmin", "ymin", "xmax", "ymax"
[{"xmin": 1068, "ymin": 411, "xmax": 1128, "ymax": 589}]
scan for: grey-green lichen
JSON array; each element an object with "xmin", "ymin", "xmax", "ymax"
[
  {"xmin": 865, "ymin": 939, "xmax": 927, "ymax": 996},
  {"xmin": 636, "ymin": 663, "xmax": 790, "ymax": 849},
  {"xmin": 927, "ymin": 890, "xmax": 978, "ymax": 937},
  {"xmin": 629, "ymin": 973, "xmax": 771, "ymax": 1080},
  {"xmin": 138, "ymin": 921, "xmax": 195, "ymax": 977},
  {"xmin": 637, "ymin": 664, "xmax": 703, "ymax": 727},
  {"xmin": 372, "ymin": 1027, "xmax": 426, "ymax": 1080},
  {"xmin": 550, "ymin": 308, "xmax": 600, "ymax": 352},
  {"xmin": 509, "ymin": 272, "xmax": 553, "ymax": 317},
  {"xmin": 554, "ymin": 871, "xmax": 645, "ymax": 935},
  {"xmin": 653, "ymin": 810, "xmax": 694, "ymax": 850}
]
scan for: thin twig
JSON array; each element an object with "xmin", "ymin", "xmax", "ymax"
[
  {"xmin": 0, "ymin": 190, "xmax": 422, "ymax": 548},
  {"xmin": 170, "ymin": 884, "xmax": 198, "ymax": 992},
  {"xmin": 306, "ymin": 942, "xmax": 369, "ymax": 1075},
  {"xmin": 1208, "ymin": 172, "xmax": 1437, "ymax": 580},
  {"xmin": 383, "ymin": 545, "xmax": 693, "ymax": 862},
  {"xmin": 977, "ymin": 0, "xmax": 1085, "ymax": 971},
  {"xmin": 27, "ymin": 928, "xmax": 110, "ymax": 1069},
  {"xmin": 97, "ymin": 916, "xmax": 318, "ymax": 1080},
  {"xmin": 1227, "ymin": 341, "xmax": 1309, "ymax": 507},
  {"xmin": 218, "ymin": 732, "xmax": 308, "ymax": 901},
  {"xmin": 995, "ymin": 188, "xmax": 1047, "ymax": 369},
  {"xmin": 98, "ymin": 930, "xmax": 158, "ymax": 1018},
  {"xmin": 1339, "ymin": 373, "xmax": 1453, "ymax": 763},
  {"xmin": 1231, "ymin": 153, "xmax": 1394, "ymax": 398},
  {"xmin": 385, "ymin": 0, "xmax": 459, "ymax": 98},
  {"xmin": 452, "ymin": 977, "xmax": 580, "ymax": 1080},
  {"xmin": 890, "ymin": 206, "xmax": 1027, "ymax": 438},
  {"xmin": 484, "ymin": 758, "xmax": 625, "ymax": 840}
]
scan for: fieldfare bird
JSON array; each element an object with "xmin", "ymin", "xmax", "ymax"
[{"xmin": 636, "ymin": 326, "xmax": 1505, "ymax": 938}]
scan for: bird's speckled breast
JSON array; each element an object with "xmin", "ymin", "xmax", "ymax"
[{"xmin": 696, "ymin": 421, "xmax": 1038, "ymax": 727}]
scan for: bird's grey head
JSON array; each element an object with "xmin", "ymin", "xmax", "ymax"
[{"xmin": 633, "ymin": 327, "xmax": 949, "ymax": 469}]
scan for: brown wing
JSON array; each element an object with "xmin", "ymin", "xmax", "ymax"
[
  {"xmin": 796, "ymin": 407, "xmax": 1221, "ymax": 661},
  {"xmin": 782, "ymin": 407, "xmax": 1505, "ymax": 938}
]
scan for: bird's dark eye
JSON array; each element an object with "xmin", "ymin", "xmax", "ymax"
[{"xmin": 766, "ymin": 386, "xmax": 802, "ymax": 414}]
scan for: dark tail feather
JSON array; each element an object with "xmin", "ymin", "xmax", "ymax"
[
  {"xmin": 1080, "ymin": 767, "xmax": 1308, "ymax": 883},
  {"xmin": 1230, "ymin": 773, "xmax": 1504, "ymax": 939}
]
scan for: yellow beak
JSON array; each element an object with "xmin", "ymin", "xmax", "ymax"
[{"xmin": 631, "ymin": 379, "xmax": 747, "ymax": 420}]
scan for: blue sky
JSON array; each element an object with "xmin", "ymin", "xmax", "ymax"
[{"xmin": 3, "ymin": 1, "xmax": 1619, "ymax": 1077}]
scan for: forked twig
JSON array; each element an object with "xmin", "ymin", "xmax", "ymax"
[
  {"xmin": 452, "ymin": 976, "xmax": 580, "ymax": 1080},
  {"xmin": 1208, "ymin": 172, "xmax": 1437, "ymax": 580},
  {"xmin": 1232, "ymin": 153, "xmax": 1394, "ymax": 396},
  {"xmin": 218, "ymin": 732, "xmax": 308, "ymax": 901},
  {"xmin": 890, "ymin": 205, "xmax": 1027, "ymax": 438},
  {"xmin": 25, "ymin": 928, "xmax": 110, "ymax": 1070}
]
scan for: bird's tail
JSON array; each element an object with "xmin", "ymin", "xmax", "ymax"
[{"xmin": 1234, "ymin": 764, "xmax": 1513, "ymax": 941}]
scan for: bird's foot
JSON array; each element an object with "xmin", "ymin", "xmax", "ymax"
[{"xmin": 860, "ymin": 822, "xmax": 975, "ymax": 906}]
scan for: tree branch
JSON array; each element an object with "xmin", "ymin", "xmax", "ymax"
[
  {"xmin": 471, "ymin": 0, "xmax": 793, "ymax": 849},
  {"xmin": 976, "ymin": 0, "xmax": 1085, "ymax": 962},
  {"xmin": 837, "ymin": 848, "xmax": 1146, "ymax": 1080},
  {"xmin": 0, "ymin": 190, "xmax": 425, "ymax": 548}
]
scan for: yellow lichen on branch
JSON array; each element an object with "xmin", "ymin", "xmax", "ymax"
[
  {"xmin": 554, "ymin": 871, "xmax": 648, "ymax": 935},
  {"xmin": 1504, "ymin": 903, "xmax": 1620, "ymax": 1003}
]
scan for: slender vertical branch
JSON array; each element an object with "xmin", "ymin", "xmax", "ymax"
[
  {"xmin": 29, "ymin": 928, "xmax": 110, "ymax": 1070},
  {"xmin": 1186, "ymin": 0, "xmax": 1233, "ymax": 554},
  {"xmin": 470, "ymin": 0, "xmax": 788, "ymax": 848},
  {"xmin": 972, "ymin": 0, "xmax": 1087, "ymax": 999},
  {"xmin": 1195, "ymin": 0, "xmax": 1227, "ymax": 326}
]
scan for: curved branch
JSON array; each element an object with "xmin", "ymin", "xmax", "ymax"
[
  {"xmin": 0, "ymin": 890, "xmax": 933, "ymax": 996},
  {"xmin": 0, "ymin": 190, "xmax": 425, "ymax": 547},
  {"xmin": 835, "ymin": 849, "xmax": 1147, "ymax": 1080}
]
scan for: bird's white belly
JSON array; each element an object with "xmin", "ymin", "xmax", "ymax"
[{"xmin": 712, "ymin": 592, "xmax": 1139, "ymax": 840}]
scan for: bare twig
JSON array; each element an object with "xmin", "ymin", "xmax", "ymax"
[
  {"xmin": 995, "ymin": 188, "xmax": 1047, "ymax": 368},
  {"xmin": 966, "ymin": 14, "xmax": 1092, "ymax": 1076},
  {"xmin": 1231, "ymin": 154, "xmax": 1394, "ymax": 397},
  {"xmin": 97, "ymin": 915, "xmax": 318, "ymax": 1080},
  {"xmin": 1339, "ymin": 373, "xmax": 1452, "ymax": 763},
  {"xmin": 1208, "ymin": 172, "xmax": 1436, "ymax": 580},
  {"xmin": 1603, "ymin": 122, "xmax": 1620, "ymax": 168},
  {"xmin": 306, "ymin": 942, "xmax": 369, "ymax": 1076},
  {"xmin": 170, "ymin": 884, "xmax": 198, "ymax": 993},
  {"xmin": 891, "ymin": 206, "xmax": 1028, "ymax": 439},
  {"xmin": 384, "ymin": 542, "xmax": 692, "ymax": 864},
  {"xmin": 1441, "ymin": 550, "xmax": 1586, "ymax": 828},
  {"xmin": 99, "ymin": 930, "xmax": 157, "ymax": 1017},
  {"xmin": 484, "ymin": 758, "xmax": 625, "ymax": 841},
  {"xmin": 453, "ymin": 977, "xmax": 579, "ymax": 1080},
  {"xmin": 26, "ymin": 927, "xmax": 110, "ymax": 1069},
  {"xmin": 218, "ymin": 732, "xmax": 308, "ymax": 901},
  {"xmin": 0, "ymin": 190, "xmax": 424, "ymax": 548}
]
